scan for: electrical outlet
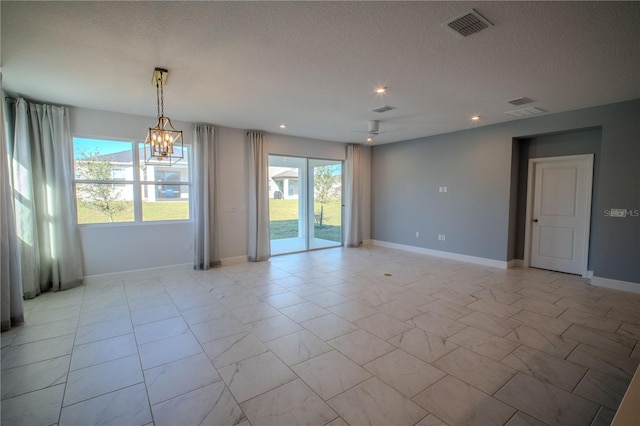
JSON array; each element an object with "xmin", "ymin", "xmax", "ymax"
[
  {"xmin": 416, "ymin": 232, "xmax": 420, "ymax": 238},
  {"xmin": 438, "ymin": 234, "xmax": 446, "ymax": 241}
]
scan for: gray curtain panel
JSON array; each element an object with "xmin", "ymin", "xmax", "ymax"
[
  {"xmin": 9, "ymin": 98, "xmax": 84, "ymax": 299},
  {"xmin": 344, "ymin": 144, "xmax": 362, "ymax": 247},
  {"xmin": 191, "ymin": 124, "xmax": 220, "ymax": 269},
  {"xmin": 247, "ymin": 131, "xmax": 271, "ymax": 262},
  {"xmin": 1, "ymin": 76, "xmax": 25, "ymax": 331}
]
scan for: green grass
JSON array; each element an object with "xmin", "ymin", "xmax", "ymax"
[
  {"xmin": 142, "ymin": 201, "xmax": 189, "ymax": 221},
  {"xmin": 269, "ymin": 199, "xmax": 300, "ymax": 221},
  {"xmin": 78, "ymin": 198, "xmax": 340, "ymax": 237},
  {"xmin": 78, "ymin": 200, "xmax": 189, "ymax": 224},
  {"xmin": 269, "ymin": 199, "xmax": 342, "ymax": 223},
  {"xmin": 77, "ymin": 201, "xmax": 133, "ymax": 223},
  {"xmin": 269, "ymin": 198, "xmax": 342, "ymax": 241}
]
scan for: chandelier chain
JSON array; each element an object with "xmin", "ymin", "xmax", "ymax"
[
  {"xmin": 156, "ymin": 76, "xmax": 161, "ymax": 118},
  {"xmin": 160, "ymin": 75, "xmax": 165, "ymax": 117}
]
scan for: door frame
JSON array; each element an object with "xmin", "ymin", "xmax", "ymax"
[{"xmin": 523, "ymin": 154, "xmax": 594, "ymax": 277}]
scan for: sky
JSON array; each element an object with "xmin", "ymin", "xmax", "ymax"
[
  {"xmin": 73, "ymin": 137, "xmax": 132, "ymax": 158},
  {"xmin": 73, "ymin": 137, "xmax": 189, "ymax": 164}
]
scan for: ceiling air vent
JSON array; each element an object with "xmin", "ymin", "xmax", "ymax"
[
  {"xmin": 505, "ymin": 106, "xmax": 546, "ymax": 118},
  {"xmin": 371, "ymin": 105, "xmax": 396, "ymax": 113},
  {"xmin": 507, "ymin": 97, "xmax": 533, "ymax": 106},
  {"xmin": 443, "ymin": 9, "xmax": 493, "ymax": 38}
]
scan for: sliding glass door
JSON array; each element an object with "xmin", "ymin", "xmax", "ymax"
[
  {"xmin": 268, "ymin": 155, "xmax": 307, "ymax": 255},
  {"xmin": 308, "ymin": 159, "xmax": 342, "ymax": 250},
  {"xmin": 268, "ymin": 155, "xmax": 342, "ymax": 255}
]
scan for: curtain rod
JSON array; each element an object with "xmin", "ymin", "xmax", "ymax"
[{"xmin": 4, "ymin": 96, "xmax": 68, "ymax": 108}]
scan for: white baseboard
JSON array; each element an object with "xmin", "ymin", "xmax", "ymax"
[
  {"xmin": 506, "ymin": 260, "xmax": 593, "ymax": 278},
  {"xmin": 84, "ymin": 263, "xmax": 192, "ymax": 284},
  {"xmin": 369, "ymin": 240, "xmax": 508, "ymax": 269},
  {"xmin": 591, "ymin": 276, "xmax": 640, "ymax": 294},
  {"xmin": 221, "ymin": 255, "xmax": 249, "ymax": 266},
  {"xmin": 84, "ymin": 255, "xmax": 249, "ymax": 283}
]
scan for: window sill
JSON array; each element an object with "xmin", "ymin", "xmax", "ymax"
[{"xmin": 77, "ymin": 219, "xmax": 192, "ymax": 229}]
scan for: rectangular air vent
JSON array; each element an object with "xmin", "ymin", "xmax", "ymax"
[
  {"xmin": 507, "ymin": 97, "xmax": 533, "ymax": 106},
  {"xmin": 505, "ymin": 106, "xmax": 546, "ymax": 118},
  {"xmin": 443, "ymin": 9, "xmax": 493, "ymax": 38},
  {"xmin": 371, "ymin": 105, "xmax": 396, "ymax": 113}
]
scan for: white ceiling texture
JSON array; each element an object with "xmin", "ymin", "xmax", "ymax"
[{"xmin": 2, "ymin": 1, "xmax": 639, "ymax": 145}]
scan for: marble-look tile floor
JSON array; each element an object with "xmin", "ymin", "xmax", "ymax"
[{"xmin": 2, "ymin": 246, "xmax": 639, "ymax": 426}]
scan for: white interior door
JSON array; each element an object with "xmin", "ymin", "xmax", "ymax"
[{"xmin": 529, "ymin": 155, "xmax": 593, "ymax": 275}]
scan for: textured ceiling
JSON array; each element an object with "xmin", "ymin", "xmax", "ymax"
[{"xmin": 2, "ymin": 1, "xmax": 639, "ymax": 145}]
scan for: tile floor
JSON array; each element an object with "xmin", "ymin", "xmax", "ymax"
[{"xmin": 1, "ymin": 246, "xmax": 639, "ymax": 426}]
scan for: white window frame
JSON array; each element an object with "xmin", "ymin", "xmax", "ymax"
[{"xmin": 72, "ymin": 136, "xmax": 191, "ymax": 226}]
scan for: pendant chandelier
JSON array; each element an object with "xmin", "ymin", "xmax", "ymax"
[{"xmin": 144, "ymin": 68, "xmax": 183, "ymax": 165}]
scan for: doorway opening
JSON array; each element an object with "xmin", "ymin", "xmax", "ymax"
[
  {"xmin": 509, "ymin": 128, "xmax": 601, "ymax": 276},
  {"xmin": 268, "ymin": 155, "xmax": 343, "ymax": 255}
]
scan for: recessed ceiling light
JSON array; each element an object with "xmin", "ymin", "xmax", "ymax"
[
  {"xmin": 375, "ymin": 86, "xmax": 387, "ymax": 94},
  {"xmin": 279, "ymin": 123, "xmax": 287, "ymax": 129},
  {"xmin": 471, "ymin": 115, "xmax": 480, "ymax": 121},
  {"xmin": 366, "ymin": 136, "xmax": 373, "ymax": 142}
]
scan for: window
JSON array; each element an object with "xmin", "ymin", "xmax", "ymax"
[
  {"xmin": 112, "ymin": 167, "xmax": 127, "ymax": 187},
  {"xmin": 73, "ymin": 137, "xmax": 190, "ymax": 224}
]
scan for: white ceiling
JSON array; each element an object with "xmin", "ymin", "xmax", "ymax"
[{"xmin": 2, "ymin": 1, "xmax": 639, "ymax": 145}]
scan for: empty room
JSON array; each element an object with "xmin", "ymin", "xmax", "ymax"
[{"xmin": 1, "ymin": 2, "xmax": 639, "ymax": 425}]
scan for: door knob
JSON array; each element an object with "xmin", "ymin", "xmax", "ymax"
[{"xmin": 533, "ymin": 219, "xmax": 538, "ymax": 222}]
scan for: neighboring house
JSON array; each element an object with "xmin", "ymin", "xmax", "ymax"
[
  {"xmin": 268, "ymin": 167, "xmax": 342, "ymax": 201},
  {"xmin": 76, "ymin": 147, "xmax": 189, "ymax": 202},
  {"xmin": 269, "ymin": 168, "xmax": 299, "ymax": 200}
]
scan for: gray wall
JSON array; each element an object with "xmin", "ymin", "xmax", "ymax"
[
  {"xmin": 371, "ymin": 99, "xmax": 640, "ymax": 285},
  {"xmin": 592, "ymin": 101, "xmax": 640, "ymax": 283},
  {"xmin": 371, "ymin": 127, "xmax": 512, "ymax": 261}
]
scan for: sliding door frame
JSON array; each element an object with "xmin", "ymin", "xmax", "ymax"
[{"xmin": 268, "ymin": 153, "xmax": 344, "ymax": 255}]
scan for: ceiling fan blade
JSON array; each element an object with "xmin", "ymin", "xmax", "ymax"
[
  {"xmin": 350, "ymin": 130, "xmax": 379, "ymax": 134},
  {"xmin": 377, "ymin": 127, "xmax": 405, "ymax": 135}
]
